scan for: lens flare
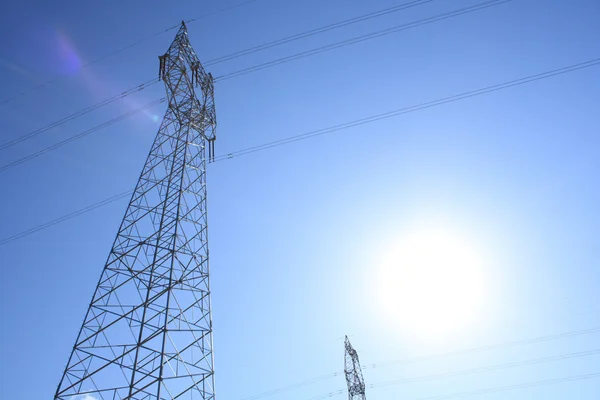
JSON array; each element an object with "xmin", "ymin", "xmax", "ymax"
[{"xmin": 56, "ymin": 29, "xmax": 82, "ymax": 74}]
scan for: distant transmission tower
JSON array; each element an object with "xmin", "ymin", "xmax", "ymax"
[
  {"xmin": 344, "ymin": 336, "xmax": 367, "ymax": 400},
  {"xmin": 54, "ymin": 22, "xmax": 217, "ymax": 400}
]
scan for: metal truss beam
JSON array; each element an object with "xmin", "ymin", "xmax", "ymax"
[{"xmin": 55, "ymin": 21, "xmax": 217, "ymax": 400}]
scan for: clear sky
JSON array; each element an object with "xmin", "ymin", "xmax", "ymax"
[{"xmin": 0, "ymin": 0, "xmax": 599, "ymax": 399}]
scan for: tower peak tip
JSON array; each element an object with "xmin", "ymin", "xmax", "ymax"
[{"xmin": 177, "ymin": 20, "xmax": 188, "ymax": 34}]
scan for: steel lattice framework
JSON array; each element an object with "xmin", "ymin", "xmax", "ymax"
[
  {"xmin": 55, "ymin": 22, "xmax": 217, "ymax": 400},
  {"xmin": 344, "ymin": 336, "xmax": 367, "ymax": 400}
]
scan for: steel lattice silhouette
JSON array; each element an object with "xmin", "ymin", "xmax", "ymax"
[
  {"xmin": 344, "ymin": 336, "xmax": 367, "ymax": 400},
  {"xmin": 55, "ymin": 22, "xmax": 217, "ymax": 400}
]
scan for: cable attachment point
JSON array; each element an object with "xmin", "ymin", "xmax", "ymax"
[
  {"xmin": 158, "ymin": 54, "xmax": 168, "ymax": 80},
  {"xmin": 208, "ymin": 137, "xmax": 216, "ymax": 163},
  {"xmin": 191, "ymin": 61, "xmax": 201, "ymax": 87}
]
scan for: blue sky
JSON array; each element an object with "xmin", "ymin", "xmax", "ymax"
[{"xmin": 0, "ymin": 0, "xmax": 599, "ymax": 399}]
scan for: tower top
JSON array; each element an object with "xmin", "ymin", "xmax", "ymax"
[{"xmin": 344, "ymin": 335, "xmax": 367, "ymax": 400}]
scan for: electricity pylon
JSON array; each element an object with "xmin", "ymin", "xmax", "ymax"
[
  {"xmin": 344, "ymin": 336, "xmax": 367, "ymax": 400},
  {"xmin": 54, "ymin": 22, "xmax": 217, "ymax": 400}
]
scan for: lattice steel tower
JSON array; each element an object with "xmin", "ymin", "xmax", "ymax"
[
  {"xmin": 344, "ymin": 336, "xmax": 367, "ymax": 400},
  {"xmin": 55, "ymin": 22, "xmax": 217, "ymax": 400}
]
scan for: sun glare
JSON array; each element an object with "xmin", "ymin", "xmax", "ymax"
[{"xmin": 374, "ymin": 225, "xmax": 488, "ymax": 339}]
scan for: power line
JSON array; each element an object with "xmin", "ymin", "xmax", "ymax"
[
  {"xmin": 0, "ymin": 0, "xmax": 510, "ymax": 151},
  {"xmin": 204, "ymin": 0, "xmax": 436, "ymax": 67},
  {"xmin": 308, "ymin": 372, "xmax": 600, "ymax": 400},
  {"xmin": 0, "ymin": 0, "xmax": 436, "ymax": 152},
  {"xmin": 184, "ymin": 0, "xmax": 265, "ymax": 25},
  {"xmin": 237, "ymin": 327, "xmax": 600, "ymax": 400},
  {"xmin": 0, "ymin": 0, "xmax": 458, "ymax": 143},
  {"xmin": 0, "ymin": 78, "xmax": 159, "ymax": 152},
  {"xmin": 0, "ymin": 0, "xmax": 497, "ymax": 153},
  {"xmin": 362, "ymin": 328, "xmax": 600, "ymax": 370},
  {"xmin": 93, "ymin": 0, "xmax": 266, "ymax": 67},
  {"xmin": 0, "ymin": 191, "xmax": 133, "ymax": 246},
  {"xmin": 240, "ymin": 372, "xmax": 342, "ymax": 400},
  {"xmin": 369, "ymin": 348, "xmax": 600, "ymax": 389},
  {"xmin": 214, "ymin": 0, "xmax": 513, "ymax": 81},
  {"xmin": 415, "ymin": 373, "xmax": 600, "ymax": 400},
  {"xmin": 0, "ymin": 0, "xmax": 511, "ymax": 159},
  {"xmin": 0, "ymin": 98, "xmax": 165, "ymax": 173},
  {"xmin": 0, "ymin": 0, "xmax": 263, "ymax": 105},
  {"xmin": 212, "ymin": 57, "xmax": 600, "ymax": 161},
  {"xmin": 0, "ymin": 57, "xmax": 597, "ymax": 244},
  {"xmin": 0, "ymin": 0, "xmax": 432, "ymax": 106}
]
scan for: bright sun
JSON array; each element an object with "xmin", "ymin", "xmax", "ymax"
[{"xmin": 374, "ymin": 226, "xmax": 488, "ymax": 339}]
